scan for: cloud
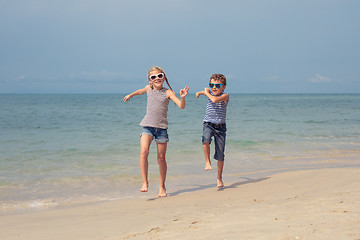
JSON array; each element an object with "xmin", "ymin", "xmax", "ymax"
[
  {"xmin": 225, "ymin": 74, "xmax": 234, "ymax": 80},
  {"xmin": 1, "ymin": 75, "xmax": 26, "ymax": 83},
  {"xmin": 309, "ymin": 74, "xmax": 332, "ymax": 83},
  {"xmin": 15, "ymin": 75, "xmax": 26, "ymax": 82},
  {"xmin": 265, "ymin": 75, "xmax": 289, "ymax": 83},
  {"xmin": 68, "ymin": 70, "xmax": 140, "ymax": 82}
]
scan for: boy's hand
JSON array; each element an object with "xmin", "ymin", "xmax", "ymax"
[
  {"xmin": 180, "ymin": 86, "xmax": 189, "ymax": 98},
  {"xmin": 195, "ymin": 91, "xmax": 202, "ymax": 98}
]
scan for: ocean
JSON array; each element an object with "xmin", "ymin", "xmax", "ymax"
[{"xmin": 1, "ymin": 93, "xmax": 359, "ymax": 213}]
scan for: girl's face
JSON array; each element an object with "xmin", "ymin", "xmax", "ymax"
[
  {"xmin": 209, "ymin": 79, "xmax": 226, "ymax": 96},
  {"xmin": 148, "ymin": 70, "xmax": 165, "ymax": 90}
]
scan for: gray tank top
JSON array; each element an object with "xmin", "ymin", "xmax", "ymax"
[{"xmin": 140, "ymin": 87, "xmax": 170, "ymax": 129}]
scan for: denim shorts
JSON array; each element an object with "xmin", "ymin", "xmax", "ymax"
[
  {"xmin": 141, "ymin": 127, "xmax": 169, "ymax": 143},
  {"xmin": 202, "ymin": 122, "xmax": 227, "ymax": 161}
]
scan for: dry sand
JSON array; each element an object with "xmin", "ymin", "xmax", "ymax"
[{"xmin": 1, "ymin": 168, "xmax": 359, "ymax": 240}]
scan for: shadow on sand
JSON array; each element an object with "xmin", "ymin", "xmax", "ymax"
[
  {"xmin": 147, "ymin": 176, "xmax": 270, "ymax": 201},
  {"xmin": 216, "ymin": 177, "xmax": 270, "ymax": 191}
]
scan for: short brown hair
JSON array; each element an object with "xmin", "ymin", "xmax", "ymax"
[{"xmin": 210, "ymin": 74, "xmax": 226, "ymax": 85}]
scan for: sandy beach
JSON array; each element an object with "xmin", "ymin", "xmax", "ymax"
[{"xmin": 1, "ymin": 168, "xmax": 359, "ymax": 240}]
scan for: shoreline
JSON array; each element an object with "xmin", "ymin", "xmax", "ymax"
[
  {"xmin": 2, "ymin": 162, "xmax": 359, "ymax": 215},
  {"xmin": 1, "ymin": 154, "xmax": 359, "ymax": 215},
  {"xmin": 1, "ymin": 167, "xmax": 359, "ymax": 240},
  {"xmin": 2, "ymin": 147, "xmax": 359, "ymax": 214}
]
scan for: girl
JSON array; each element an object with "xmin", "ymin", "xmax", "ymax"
[{"xmin": 123, "ymin": 67, "xmax": 189, "ymax": 197}]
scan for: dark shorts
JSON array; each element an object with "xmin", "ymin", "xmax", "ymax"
[
  {"xmin": 202, "ymin": 122, "xmax": 227, "ymax": 161},
  {"xmin": 141, "ymin": 127, "xmax": 169, "ymax": 143}
]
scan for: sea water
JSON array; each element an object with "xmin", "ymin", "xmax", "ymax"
[{"xmin": 1, "ymin": 94, "xmax": 359, "ymax": 213}]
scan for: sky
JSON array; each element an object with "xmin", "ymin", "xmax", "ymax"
[{"xmin": 1, "ymin": 0, "xmax": 359, "ymax": 94}]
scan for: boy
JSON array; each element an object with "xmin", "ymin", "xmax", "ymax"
[{"xmin": 196, "ymin": 74, "xmax": 229, "ymax": 188}]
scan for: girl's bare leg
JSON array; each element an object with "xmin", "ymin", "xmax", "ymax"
[
  {"xmin": 202, "ymin": 142, "xmax": 212, "ymax": 170},
  {"xmin": 139, "ymin": 134, "xmax": 152, "ymax": 192},
  {"xmin": 217, "ymin": 160, "xmax": 224, "ymax": 188},
  {"xmin": 156, "ymin": 142, "xmax": 167, "ymax": 197}
]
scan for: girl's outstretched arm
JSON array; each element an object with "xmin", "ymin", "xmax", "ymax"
[
  {"xmin": 123, "ymin": 85, "xmax": 150, "ymax": 102},
  {"xmin": 167, "ymin": 86, "xmax": 189, "ymax": 109}
]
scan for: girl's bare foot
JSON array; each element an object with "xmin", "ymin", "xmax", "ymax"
[
  {"xmin": 205, "ymin": 161, "xmax": 212, "ymax": 171},
  {"xmin": 217, "ymin": 178, "xmax": 224, "ymax": 188},
  {"xmin": 158, "ymin": 186, "xmax": 167, "ymax": 197},
  {"xmin": 140, "ymin": 182, "xmax": 148, "ymax": 192}
]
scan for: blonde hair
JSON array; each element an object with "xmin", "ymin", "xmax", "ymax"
[{"xmin": 148, "ymin": 66, "xmax": 172, "ymax": 91}]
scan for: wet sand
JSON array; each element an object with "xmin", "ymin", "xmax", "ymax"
[{"xmin": 1, "ymin": 168, "xmax": 359, "ymax": 240}]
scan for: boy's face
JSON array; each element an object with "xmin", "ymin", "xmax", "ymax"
[{"xmin": 209, "ymin": 79, "xmax": 226, "ymax": 96}]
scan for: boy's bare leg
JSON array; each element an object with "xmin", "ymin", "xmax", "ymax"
[
  {"xmin": 157, "ymin": 142, "xmax": 167, "ymax": 197},
  {"xmin": 139, "ymin": 134, "xmax": 152, "ymax": 192},
  {"xmin": 217, "ymin": 160, "xmax": 224, "ymax": 188},
  {"xmin": 202, "ymin": 142, "xmax": 212, "ymax": 170}
]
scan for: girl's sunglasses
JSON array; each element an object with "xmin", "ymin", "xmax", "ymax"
[
  {"xmin": 149, "ymin": 73, "xmax": 165, "ymax": 81},
  {"xmin": 209, "ymin": 83, "xmax": 224, "ymax": 88}
]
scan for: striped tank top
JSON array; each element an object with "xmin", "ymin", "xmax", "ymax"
[
  {"xmin": 203, "ymin": 92, "xmax": 229, "ymax": 124},
  {"xmin": 140, "ymin": 87, "xmax": 170, "ymax": 129}
]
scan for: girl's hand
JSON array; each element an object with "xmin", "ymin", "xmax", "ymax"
[
  {"xmin": 123, "ymin": 95, "xmax": 131, "ymax": 102},
  {"xmin": 180, "ymin": 86, "xmax": 189, "ymax": 98},
  {"xmin": 123, "ymin": 85, "xmax": 149, "ymax": 102}
]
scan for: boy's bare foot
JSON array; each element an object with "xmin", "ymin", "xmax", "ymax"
[
  {"xmin": 158, "ymin": 186, "xmax": 167, "ymax": 197},
  {"xmin": 140, "ymin": 183, "xmax": 148, "ymax": 192},
  {"xmin": 217, "ymin": 178, "xmax": 224, "ymax": 188},
  {"xmin": 205, "ymin": 161, "xmax": 212, "ymax": 171}
]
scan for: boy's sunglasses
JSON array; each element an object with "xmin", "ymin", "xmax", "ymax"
[
  {"xmin": 209, "ymin": 83, "xmax": 224, "ymax": 88},
  {"xmin": 149, "ymin": 73, "xmax": 165, "ymax": 81}
]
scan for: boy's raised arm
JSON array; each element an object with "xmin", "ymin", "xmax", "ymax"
[
  {"xmin": 203, "ymin": 88, "xmax": 229, "ymax": 103},
  {"xmin": 196, "ymin": 91, "xmax": 205, "ymax": 98},
  {"xmin": 197, "ymin": 88, "xmax": 229, "ymax": 103}
]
